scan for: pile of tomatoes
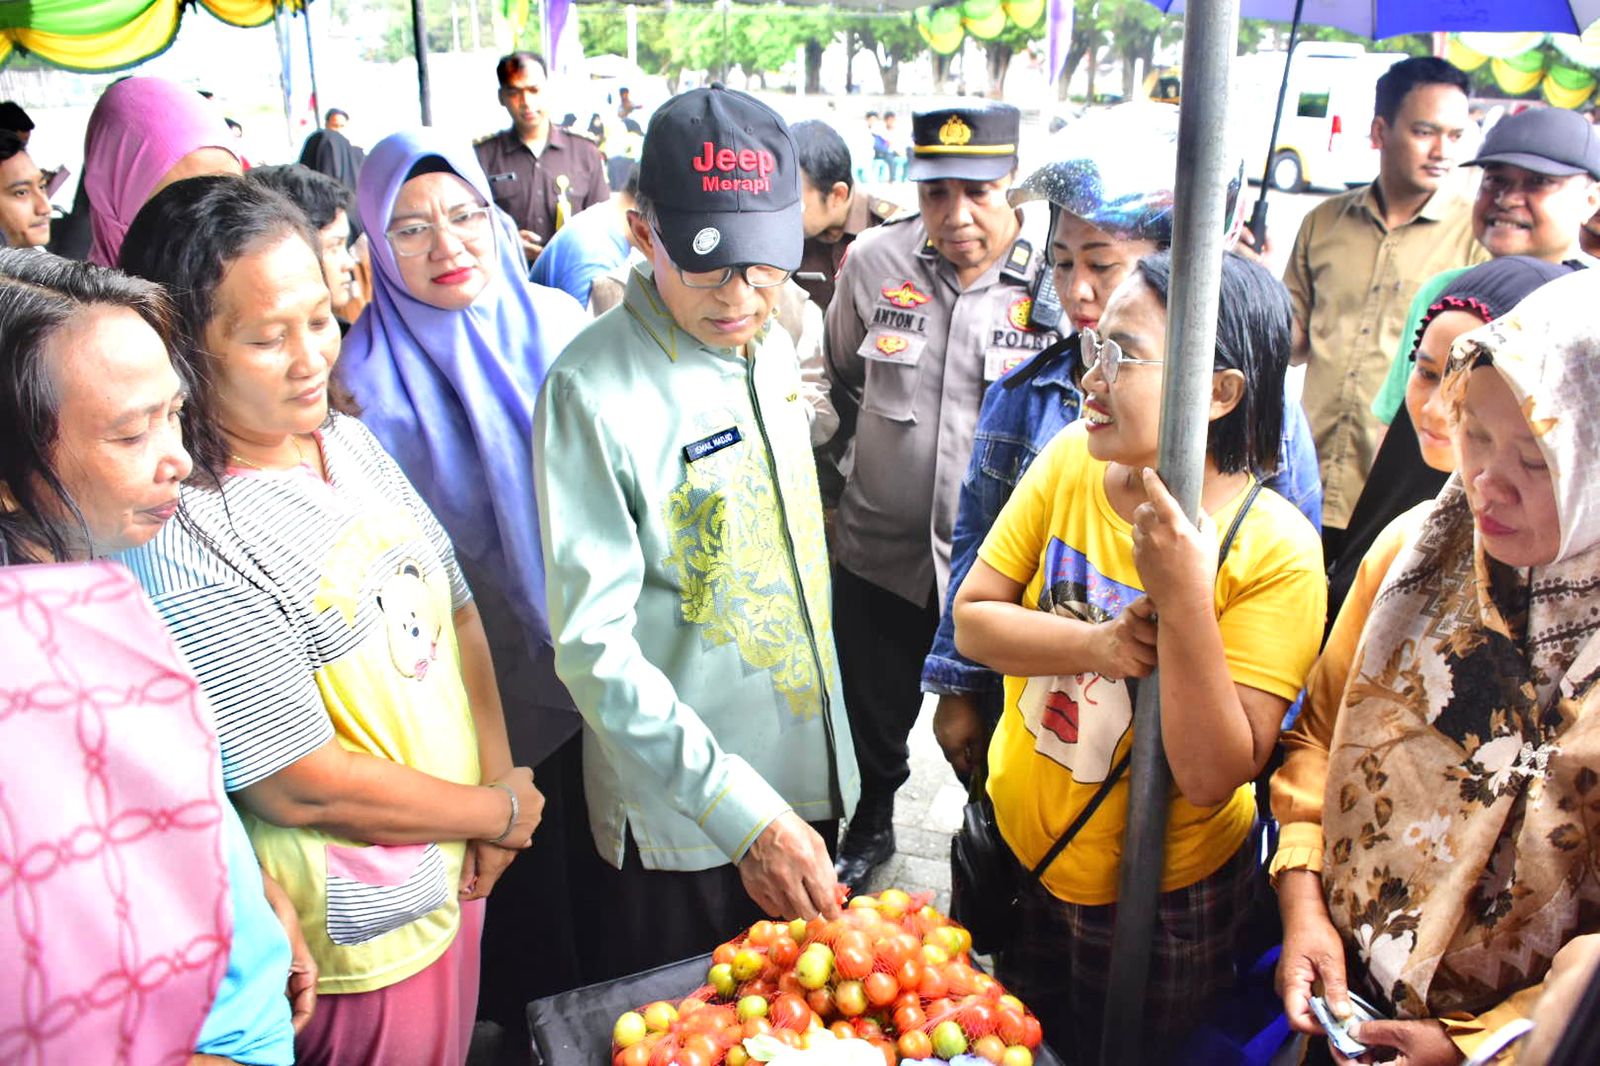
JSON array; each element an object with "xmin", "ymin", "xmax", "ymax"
[{"xmin": 610, "ymin": 889, "xmax": 1045, "ymax": 1066}]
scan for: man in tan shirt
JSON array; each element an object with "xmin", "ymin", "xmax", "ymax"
[{"xmin": 1285, "ymin": 57, "xmax": 1487, "ymax": 557}]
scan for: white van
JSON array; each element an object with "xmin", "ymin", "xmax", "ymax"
[{"xmin": 1235, "ymin": 43, "xmax": 1409, "ymax": 192}]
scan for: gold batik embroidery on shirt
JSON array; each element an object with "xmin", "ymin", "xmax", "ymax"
[{"xmin": 661, "ymin": 437, "xmax": 825, "ymax": 720}]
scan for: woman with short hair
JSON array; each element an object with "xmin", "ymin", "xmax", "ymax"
[{"xmin": 953, "ymin": 251, "xmax": 1327, "ymax": 1058}]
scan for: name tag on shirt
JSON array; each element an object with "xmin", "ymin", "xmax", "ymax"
[
  {"xmin": 684, "ymin": 426, "xmax": 743, "ymax": 463},
  {"xmin": 985, "ymin": 348, "xmax": 1031, "ymax": 382}
]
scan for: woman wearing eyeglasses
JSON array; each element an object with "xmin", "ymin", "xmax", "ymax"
[
  {"xmin": 116, "ymin": 175, "xmax": 544, "ymax": 1066},
  {"xmin": 333, "ymin": 130, "xmax": 595, "ymax": 1037},
  {"xmin": 952, "ymin": 250, "xmax": 1327, "ymax": 1060}
]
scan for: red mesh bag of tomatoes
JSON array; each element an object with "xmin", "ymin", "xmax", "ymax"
[{"xmin": 611, "ymin": 889, "xmax": 1046, "ymax": 1065}]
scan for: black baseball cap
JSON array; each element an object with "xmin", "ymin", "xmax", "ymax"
[
  {"xmin": 1465, "ymin": 107, "xmax": 1600, "ymax": 179},
  {"xmin": 638, "ymin": 85, "xmax": 803, "ymax": 273},
  {"xmin": 909, "ymin": 102, "xmax": 1020, "ymax": 182}
]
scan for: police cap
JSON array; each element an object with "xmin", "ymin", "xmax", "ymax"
[{"xmin": 908, "ymin": 102, "xmax": 1020, "ymax": 183}]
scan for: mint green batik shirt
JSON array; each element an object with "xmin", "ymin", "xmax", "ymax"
[{"xmin": 534, "ymin": 264, "xmax": 859, "ymax": 872}]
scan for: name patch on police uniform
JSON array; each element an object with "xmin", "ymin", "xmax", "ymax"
[{"xmin": 684, "ymin": 426, "xmax": 743, "ymax": 462}]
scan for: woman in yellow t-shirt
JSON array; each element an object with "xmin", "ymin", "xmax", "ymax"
[{"xmin": 953, "ymin": 250, "xmax": 1326, "ymax": 1058}]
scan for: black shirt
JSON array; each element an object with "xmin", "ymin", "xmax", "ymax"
[{"xmin": 474, "ymin": 126, "xmax": 610, "ymax": 243}]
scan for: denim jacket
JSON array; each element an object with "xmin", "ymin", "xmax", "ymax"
[{"xmin": 920, "ymin": 337, "xmax": 1324, "ymax": 698}]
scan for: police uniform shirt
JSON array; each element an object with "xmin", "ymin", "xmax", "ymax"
[
  {"xmin": 824, "ymin": 212, "xmax": 1058, "ymax": 606},
  {"xmin": 797, "ymin": 189, "xmax": 902, "ymax": 311},
  {"xmin": 474, "ymin": 126, "xmax": 610, "ymax": 243}
]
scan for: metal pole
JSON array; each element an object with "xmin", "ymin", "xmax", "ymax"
[
  {"xmin": 273, "ymin": 2, "xmax": 294, "ymax": 147},
  {"xmin": 626, "ymin": 4, "xmax": 638, "ymax": 66},
  {"xmin": 1246, "ymin": 0, "xmax": 1305, "ymax": 250},
  {"xmin": 302, "ymin": 3, "xmax": 323, "ymax": 130},
  {"xmin": 412, "ymin": 0, "xmax": 433, "ymax": 125},
  {"xmin": 1098, "ymin": 0, "xmax": 1239, "ymax": 1058}
]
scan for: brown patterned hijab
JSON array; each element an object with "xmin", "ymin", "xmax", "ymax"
[{"xmin": 1322, "ymin": 269, "xmax": 1600, "ymax": 1020}]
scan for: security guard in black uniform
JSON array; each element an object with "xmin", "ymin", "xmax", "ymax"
[{"xmin": 474, "ymin": 51, "xmax": 610, "ymax": 263}]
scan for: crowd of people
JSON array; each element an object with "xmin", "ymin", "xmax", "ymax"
[{"xmin": 3, "ymin": 44, "xmax": 1600, "ymax": 1066}]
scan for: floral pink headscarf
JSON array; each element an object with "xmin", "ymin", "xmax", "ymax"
[{"xmin": 83, "ymin": 77, "xmax": 238, "ymax": 267}]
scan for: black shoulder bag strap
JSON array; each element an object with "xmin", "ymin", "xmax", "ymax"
[{"xmin": 1025, "ymin": 478, "xmax": 1264, "ymax": 882}]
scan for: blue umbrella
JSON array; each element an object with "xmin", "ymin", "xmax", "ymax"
[
  {"xmin": 1143, "ymin": 0, "xmax": 1600, "ymax": 246},
  {"xmin": 1150, "ymin": 0, "xmax": 1600, "ymax": 38}
]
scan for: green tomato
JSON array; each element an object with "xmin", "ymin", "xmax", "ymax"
[
  {"xmin": 707, "ymin": 962, "xmax": 737, "ymax": 999},
  {"xmin": 736, "ymin": 994, "xmax": 769, "ymax": 1022},
  {"xmin": 612, "ymin": 1011, "xmax": 647, "ymax": 1048},
  {"xmin": 931, "ymin": 1019, "xmax": 969, "ymax": 1059},
  {"xmin": 731, "ymin": 948, "xmax": 764, "ymax": 982},
  {"xmin": 794, "ymin": 945, "xmax": 833, "ymax": 990}
]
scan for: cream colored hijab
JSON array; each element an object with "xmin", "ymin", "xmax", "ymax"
[{"xmin": 1323, "ymin": 269, "xmax": 1600, "ymax": 1019}]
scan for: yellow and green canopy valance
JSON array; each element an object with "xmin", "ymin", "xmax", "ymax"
[
  {"xmin": 0, "ymin": 1, "xmax": 308, "ymax": 74},
  {"xmin": 1447, "ymin": 24, "xmax": 1600, "ymax": 109}
]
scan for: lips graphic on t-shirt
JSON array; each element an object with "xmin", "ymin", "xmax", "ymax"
[{"xmin": 1042, "ymin": 688, "xmax": 1080, "ymax": 744}]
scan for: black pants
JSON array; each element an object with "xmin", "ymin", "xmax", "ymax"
[
  {"xmin": 476, "ymin": 731, "xmax": 614, "ymax": 1033},
  {"xmin": 832, "ymin": 564, "xmax": 941, "ymax": 821},
  {"xmin": 585, "ymin": 820, "xmax": 839, "ymax": 983}
]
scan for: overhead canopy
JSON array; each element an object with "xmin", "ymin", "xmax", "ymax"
[
  {"xmin": 1148, "ymin": 0, "xmax": 1600, "ymax": 39},
  {"xmin": 571, "ymin": 0, "xmax": 931, "ymax": 9},
  {"xmin": 0, "ymin": 0, "xmax": 306, "ymax": 73}
]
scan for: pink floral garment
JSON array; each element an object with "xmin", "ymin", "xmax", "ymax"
[
  {"xmin": 1322, "ymin": 269, "xmax": 1600, "ymax": 1021},
  {"xmin": 0, "ymin": 562, "xmax": 231, "ymax": 1065}
]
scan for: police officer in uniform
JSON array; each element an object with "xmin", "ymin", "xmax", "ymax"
[
  {"xmin": 475, "ymin": 51, "xmax": 610, "ymax": 263},
  {"xmin": 824, "ymin": 102, "xmax": 1058, "ymax": 887}
]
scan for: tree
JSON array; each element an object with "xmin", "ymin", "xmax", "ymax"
[
  {"xmin": 577, "ymin": 4, "xmax": 670, "ymax": 73},
  {"xmin": 978, "ymin": 10, "xmax": 1048, "ymax": 95},
  {"xmin": 1105, "ymin": 0, "xmax": 1178, "ymax": 99},
  {"xmin": 1053, "ymin": 0, "xmax": 1106, "ymax": 102},
  {"xmin": 337, "ymin": 0, "xmax": 495, "ymax": 63},
  {"xmin": 838, "ymin": 13, "xmax": 924, "ymax": 95}
]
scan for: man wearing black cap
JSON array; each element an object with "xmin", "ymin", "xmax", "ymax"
[
  {"xmin": 535, "ymin": 85, "xmax": 859, "ymax": 976},
  {"xmin": 824, "ymin": 102, "xmax": 1058, "ymax": 888},
  {"xmin": 1368, "ymin": 105, "xmax": 1600, "ymax": 436},
  {"xmin": 1466, "ymin": 105, "xmax": 1600, "ymax": 264}
]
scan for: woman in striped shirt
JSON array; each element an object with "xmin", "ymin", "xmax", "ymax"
[{"xmin": 116, "ymin": 175, "xmax": 542, "ymax": 1066}]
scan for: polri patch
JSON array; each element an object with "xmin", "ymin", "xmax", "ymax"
[
  {"xmin": 684, "ymin": 426, "xmax": 743, "ymax": 463},
  {"xmin": 881, "ymin": 281, "xmax": 930, "ymax": 308}
]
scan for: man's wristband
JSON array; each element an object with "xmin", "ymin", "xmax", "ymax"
[{"xmin": 487, "ymin": 782, "xmax": 519, "ymax": 843}]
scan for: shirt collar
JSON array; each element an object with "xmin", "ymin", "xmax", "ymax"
[
  {"xmin": 621, "ymin": 264, "xmax": 769, "ymax": 364},
  {"xmin": 844, "ymin": 191, "xmax": 872, "ymax": 237},
  {"xmin": 1361, "ymin": 180, "xmax": 1467, "ymax": 225}
]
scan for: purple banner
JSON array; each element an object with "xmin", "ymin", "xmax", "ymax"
[{"xmin": 1048, "ymin": 0, "xmax": 1073, "ymax": 86}]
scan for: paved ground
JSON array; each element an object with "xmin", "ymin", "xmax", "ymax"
[{"xmin": 857, "ymin": 694, "xmax": 964, "ymax": 913}]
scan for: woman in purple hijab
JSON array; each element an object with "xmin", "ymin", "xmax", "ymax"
[{"xmin": 337, "ymin": 130, "xmax": 594, "ymax": 1032}]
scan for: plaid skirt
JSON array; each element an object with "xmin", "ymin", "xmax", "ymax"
[{"xmin": 995, "ymin": 826, "xmax": 1262, "ymax": 1066}]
